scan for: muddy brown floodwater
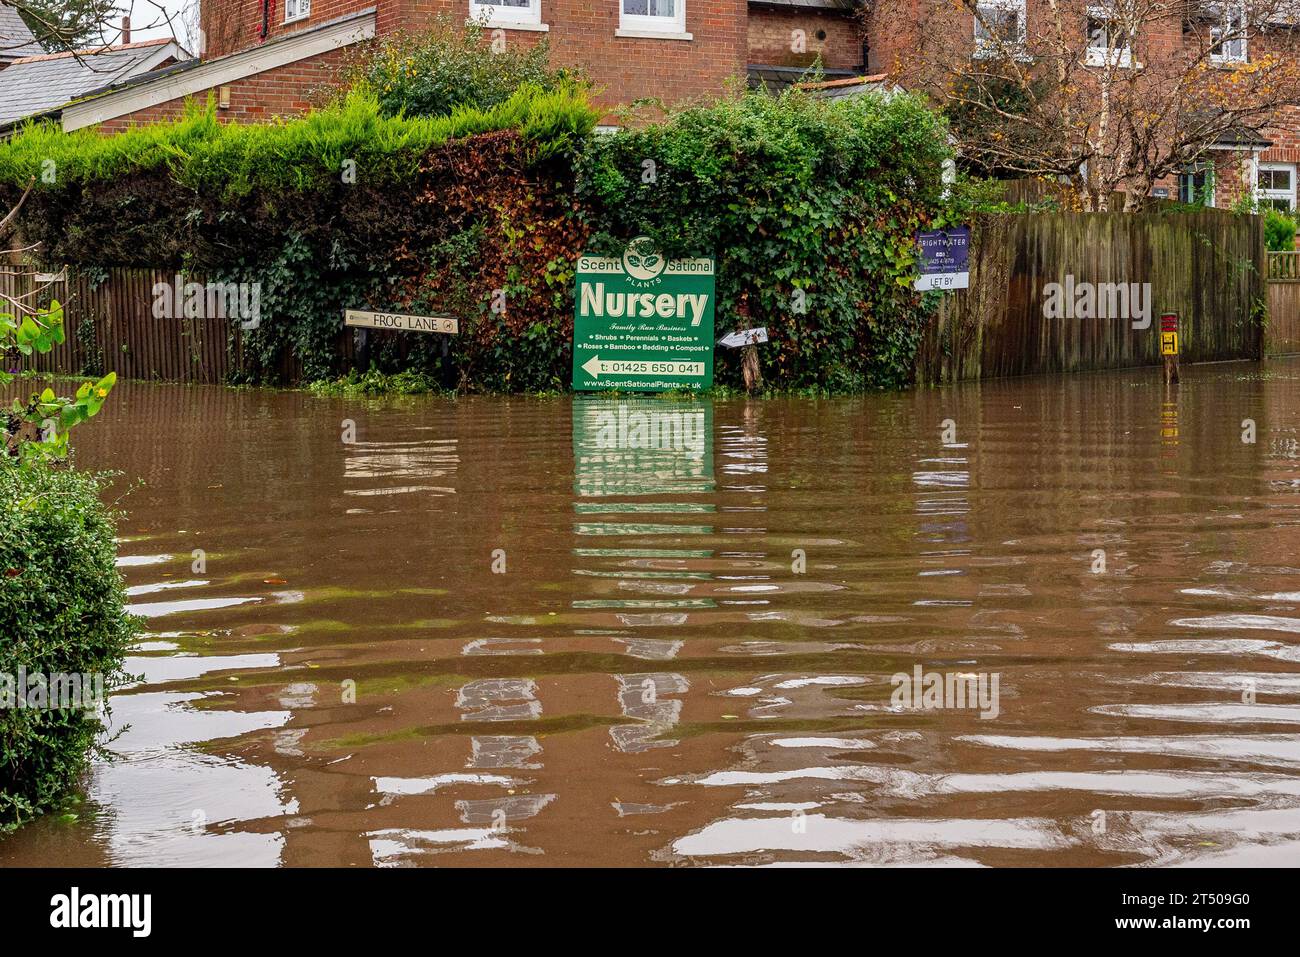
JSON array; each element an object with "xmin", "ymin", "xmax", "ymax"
[{"xmin": 3, "ymin": 359, "xmax": 1300, "ymax": 867}]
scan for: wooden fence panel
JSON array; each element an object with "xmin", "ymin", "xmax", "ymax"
[
  {"xmin": 1266, "ymin": 251, "xmax": 1300, "ymax": 356},
  {"xmin": 918, "ymin": 209, "xmax": 1266, "ymax": 384},
  {"xmin": 1, "ymin": 268, "xmax": 245, "ymax": 384}
]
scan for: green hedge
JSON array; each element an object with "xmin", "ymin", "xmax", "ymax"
[
  {"xmin": 0, "ymin": 465, "xmax": 137, "ymax": 831},
  {"xmin": 1265, "ymin": 208, "xmax": 1296, "ymax": 252},
  {"xmin": 0, "ymin": 85, "xmax": 597, "ymax": 386},
  {"xmin": 577, "ymin": 89, "xmax": 952, "ymax": 391},
  {"xmin": 0, "ymin": 84, "xmax": 594, "ymax": 197},
  {"xmin": 0, "ymin": 85, "xmax": 951, "ymax": 392}
]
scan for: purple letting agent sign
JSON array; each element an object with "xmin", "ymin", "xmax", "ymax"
[{"xmin": 914, "ymin": 227, "xmax": 971, "ymax": 291}]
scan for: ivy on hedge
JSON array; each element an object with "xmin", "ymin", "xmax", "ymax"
[
  {"xmin": 0, "ymin": 83, "xmax": 951, "ymax": 392},
  {"xmin": 576, "ymin": 88, "xmax": 952, "ymax": 392}
]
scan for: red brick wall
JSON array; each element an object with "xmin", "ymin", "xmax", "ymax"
[
  {"xmin": 1259, "ymin": 106, "xmax": 1300, "ymax": 166},
  {"xmin": 198, "ymin": 1, "xmax": 746, "ymax": 114},
  {"xmin": 747, "ymin": 8, "xmax": 863, "ymax": 70},
  {"xmin": 95, "ymin": 47, "xmax": 349, "ymax": 133},
  {"xmin": 414, "ymin": 1, "xmax": 748, "ymax": 112},
  {"xmin": 201, "ymin": 1, "xmax": 397, "ymax": 59}
]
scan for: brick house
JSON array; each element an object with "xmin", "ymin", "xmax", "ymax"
[
  {"xmin": 866, "ymin": 0, "xmax": 1300, "ymax": 211},
  {"xmin": 54, "ymin": 0, "xmax": 867, "ymax": 132},
  {"xmin": 20, "ymin": 1, "xmax": 1299, "ymax": 213}
]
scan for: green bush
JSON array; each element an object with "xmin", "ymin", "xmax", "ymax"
[
  {"xmin": 0, "ymin": 84, "xmax": 595, "ymax": 200},
  {"xmin": 0, "ymin": 85, "xmax": 597, "ymax": 385},
  {"xmin": 1265, "ymin": 208, "xmax": 1296, "ymax": 252},
  {"xmin": 343, "ymin": 18, "xmax": 583, "ymax": 119},
  {"xmin": 0, "ymin": 464, "xmax": 137, "ymax": 831},
  {"xmin": 577, "ymin": 88, "xmax": 952, "ymax": 391},
  {"xmin": 0, "ymin": 83, "xmax": 954, "ymax": 393}
]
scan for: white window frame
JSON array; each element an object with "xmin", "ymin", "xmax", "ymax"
[
  {"xmin": 1210, "ymin": 3, "xmax": 1248, "ymax": 64},
  {"xmin": 1084, "ymin": 5, "xmax": 1137, "ymax": 68},
  {"xmin": 284, "ymin": 0, "xmax": 311, "ymax": 24},
  {"xmin": 617, "ymin": 0, "xmax": 690, "ymax": 41},
  {"xmin": 468, "ymin": 0, "xmax": 545, "ymax": 30},
  {"xmin": 973, "ymin": 0, "xmax": 1027, "ymax": 60},
  {"xmin": 1257, "ymin": 162, "xmax": 1297, "ymax": 211}
]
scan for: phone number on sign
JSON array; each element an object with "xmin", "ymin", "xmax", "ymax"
[{"xmin": 602, "ymin": 362, "xmax": 690, "ymax": 374}]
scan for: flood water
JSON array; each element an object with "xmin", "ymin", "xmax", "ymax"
[{"xmin": 4, "ymin": 359, "xmax": 1300, "ymax": 867}]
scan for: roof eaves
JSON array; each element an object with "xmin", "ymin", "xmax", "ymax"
[{"xmin": 59, "ymin": 7, "xmax": 377, "ymax": 132}]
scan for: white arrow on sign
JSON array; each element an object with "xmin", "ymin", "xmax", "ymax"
[
  {"xmin": 718, "ymin": 327, "xmax": 768, "ymax": 348},
  {"xmin": 581, "ymin": 355, "xmax": 704, "ymax": 378}
]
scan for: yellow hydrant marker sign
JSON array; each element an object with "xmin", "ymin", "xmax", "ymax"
[{"xmin": 1160, "ymin": 314, "xmax": 1179, "ymax": 356}]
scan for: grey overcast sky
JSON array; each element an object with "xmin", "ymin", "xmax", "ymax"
[{"xmin": 121, "ymin": 0, "xmax": 194, "ymax": 47}]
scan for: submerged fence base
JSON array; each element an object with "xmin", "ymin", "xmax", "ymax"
[{"xmin": 916, "ymin": 209, "xmax": 1266, "ymax": 385}]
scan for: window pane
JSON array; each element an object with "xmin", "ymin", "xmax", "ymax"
[
  {"xmin": 624, "ymin": 0, "xmax": 675, "ymax": 15},
  {"xmin": 976, "ymin": 8, "xmax": 1019, "ymax": 42},
  {"xmin": 1259, "ymin": 168, "xmax": 1293, "ymax": 192},
  {"xmin": 1180, "ymin": 169, "xmax": 1212, "ymax": 204}
]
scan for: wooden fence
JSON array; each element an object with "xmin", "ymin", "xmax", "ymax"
[
  {"xmin": 0, "ymin": 267, "xmax": 239, "ymax": 383},
  {"xmin": 3, "ymin": 210, "xmax": 1272, "ymax": 388},
  {"xmin": 1267, "ymin": 251, "xmax": 1300, "ymax": 355},
  {"xmin": 0, "ymin": 267, "xmax": 313, "ymax": 383},
  {"xmin": 917, "ymin": 209, "xmax": 1266, "ymax": 384}
]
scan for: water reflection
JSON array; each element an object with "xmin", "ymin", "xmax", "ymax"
[{"xmin": 2, "ymin": 361, "xmax": 1299, "ymax": 866}]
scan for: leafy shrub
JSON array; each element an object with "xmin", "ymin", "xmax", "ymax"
[
  {"xmin": 0, "ymin": 84, "xmax": 954, "ymax": 393},
  {"xmin": 342, "ymin": 18, "xmax": 583, "ymax": 119},
  {"xmin": 3, "ymin": 301, "xmax": 117, "ymax": 465},
  {"xmin": 1265, "ymin": 208, "xmax": 1297, "ymax": 252},
  {"xmin": 0, "ymin": 85, "xmax": 596, "ymax": 386},
  {"xmin": 577, "ymin": 88, "xmax": 952, "ymax": 390},
  {"xmin": 0, "ymin": 464, "xmax": 137, "ymax": 831},
  {"xmin": 0, "ymin": 84, "xmax": 595, "ymax": 204}
]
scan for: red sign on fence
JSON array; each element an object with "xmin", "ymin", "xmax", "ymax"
[{"xmin": 1160, "ymin": 313, "xmax": 1179, "ymax": 357}]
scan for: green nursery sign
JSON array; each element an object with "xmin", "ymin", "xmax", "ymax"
[{"xmin": 572, "ymin": 236, "xmax": 715, "ymax": 392}]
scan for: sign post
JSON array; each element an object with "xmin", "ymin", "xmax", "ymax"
[
  {"xmin": 572, "ymin": 236, "xmax": 715, "ymax": 392},
  {"xmin": 914, "ymin": 227, "xmax": 971, "ymax": 291},
  {"xmin": 1160, "ymin": 312, "xmax": 1180, "ymax": 385},
  {"xmin": 343, "ymin": 309, "xmax": 460, "ymax": 386}
]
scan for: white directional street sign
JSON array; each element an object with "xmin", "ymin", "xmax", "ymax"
[
  {"xmin": 718, "ymin": 327, "xmax": 768, "ymax": 348},
  {"xmin": 344, "ymin": 309, "xmax": 458, "ymax": 334}
]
